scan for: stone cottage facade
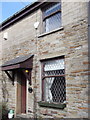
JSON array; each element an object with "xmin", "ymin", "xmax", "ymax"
[{"xmin": 0, "ymin": 0, "xmax": 89, "ymax": 119}]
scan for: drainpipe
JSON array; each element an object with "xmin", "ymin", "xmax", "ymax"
[
  {"xmin": 88, "ymin": 1, "xmax": 90, "ymax": 119},
  {"xmin": 33, "ymin": 11, "xmax": 39, "ymax": 119}
]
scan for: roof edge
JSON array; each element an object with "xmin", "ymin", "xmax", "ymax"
[{"xmin": 0, "ymin": 1, "xmax": 46, "ymax": 31}]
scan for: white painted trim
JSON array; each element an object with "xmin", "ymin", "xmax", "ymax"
[
  {"xmin": 15, "ymin": 74, "xmax": 18, "ymax": 117},
  {"xmin": 40, "ymin": 61, "xmax": 42, "ymax": 101},
  {"xmin": 38, "ymin": 27, "xmax": 64, "ymax": 38},
  {"xmin": 26, "ymin": 79, "xmax": 29, "ymax": 114}
]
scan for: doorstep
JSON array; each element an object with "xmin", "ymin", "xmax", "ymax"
[{"xmin": 16, "ymin": 113, "xmax": 28, "ymax": 118}]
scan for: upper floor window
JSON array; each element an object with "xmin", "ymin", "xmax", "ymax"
[{"xmin": 42, "ymin": 2, "xmax": 61, "ymax": 33}]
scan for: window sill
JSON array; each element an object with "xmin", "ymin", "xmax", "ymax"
[
  {"xmin": 38, "ymin": 27, "xmax": 64, "ymax": 38},
  {"xmin": 38, "ymin": 101, "xmax": 66, "ymax": 109}
]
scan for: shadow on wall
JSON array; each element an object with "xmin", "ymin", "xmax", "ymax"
[
  {"xmin": 2, "ymin": 73, "xmax": 9, "ymax": 102},
  {"xmin": 0, "ymin": 102, "xmax": 8, "ymax": 120}
]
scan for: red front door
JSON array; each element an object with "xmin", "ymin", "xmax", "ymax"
[{"xmin": 21, "ymin": 73, "xmax": 26, "ymax": 113}]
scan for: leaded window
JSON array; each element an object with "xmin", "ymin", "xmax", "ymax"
[
  {"xmin": 42, "ymin": 57, "xmax": 66, "ymax": 103},
  {"xmin": 42, "ymin": 2, "xmax": 61, "ymax": 33}
]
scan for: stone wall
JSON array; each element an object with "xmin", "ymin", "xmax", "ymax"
[{"xmin": 0, "ymin": 1, "xmax": 88, "ymax": 118}]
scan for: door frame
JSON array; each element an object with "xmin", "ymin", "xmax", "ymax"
[{"xmin": 16, "ymin": 72, "xmax": 28, "ymax": 115}]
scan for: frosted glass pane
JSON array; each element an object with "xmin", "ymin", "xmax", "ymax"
[
  {"xmin": 45, "ymin": 12, "xmax": 61, "ymax": 32},
  {"xmin": 44, "ymin": 59, "xmax": 64, "ymax": 71}
]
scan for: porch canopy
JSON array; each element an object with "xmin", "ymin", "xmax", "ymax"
[
  {"xmin": 1, "ymin": 54, "xmax": 34, "ymax": 85},
  {"xmin": 2, "ymin": 54, "xmax": 34, "ymax": 71}
]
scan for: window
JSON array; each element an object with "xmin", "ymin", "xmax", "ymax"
[
  {"xmin": 42, "ymin": 3, "xmax": 61, "ymax": 33},
  {"xmin": 42, "ymin": 57, "xmax": 66, "ymax": 103}
]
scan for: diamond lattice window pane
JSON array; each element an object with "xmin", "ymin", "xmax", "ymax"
[
  {"xmin": 42, "ymin": 58, "xmax": 66, "ymax": 103},
  {"xmin": 43, "ymin": 76, "xmax": 66, "ymax": 103},
  {"xmin": 45, "ymin": 69, "xmax": 65, "ymax": 76}
]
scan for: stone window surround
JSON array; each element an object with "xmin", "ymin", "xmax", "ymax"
[
  {"xmin": 38, "ymin": 101, "xmax": 66, "ymax": 109},
  {"xmin": 38, "ymin": 27, "xmax": 64, "ymax": 38},
  {"xmin": 39, "ymin": 56, "xmax": 66, "ymax": 109}
]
